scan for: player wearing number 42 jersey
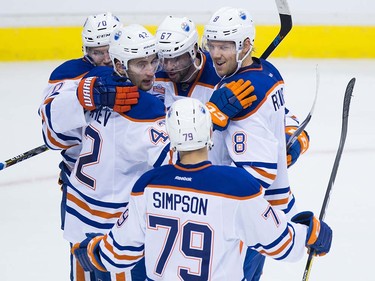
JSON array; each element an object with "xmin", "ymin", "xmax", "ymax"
[
  {"xmin": 72, "ymin": 98, "xmax": 332, "ymax": 280},
  {"xmin": 63, "ymin": 24, "xmax": 173, "ymax": 281}
]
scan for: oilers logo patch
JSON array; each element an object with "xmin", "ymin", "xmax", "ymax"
[
  {"xmin": 181, "ymin": 22, "xmax": 190, "ymax": 33},
  {"xmin": 114, "ymin": 30, "xmax": 122, "ymax": 41},
  {"xmin": 153, "ymin": 84, "xmax": 166, "ymax": 95},
  {"xmin": 239, "ymin": 11, "xmax": 247, "ymax": 20}
]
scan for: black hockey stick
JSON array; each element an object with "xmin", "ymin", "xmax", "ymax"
[
  {"xmin": 302, "ymin": 77, "xmax": 356, "ymax": 281},
  {"xmin": 286, "ymin": 66, "xmax": 319, "ymax": 151},
  {"xmin": 0, "ymin": 144, "xmax": 49, "ymax": 171},
  {"xmin": 261, "ymin": 0, "xmax": 293, "ymax": 59}
]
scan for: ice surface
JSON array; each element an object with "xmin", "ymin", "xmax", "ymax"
[{"xmin": 0, "ymin": 59, "xmax": 374, "ymax": 280}]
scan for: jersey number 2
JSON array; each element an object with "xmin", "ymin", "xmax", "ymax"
[{"xmin": 75, "ymin": 126, "xmax": 101, "ymax": 189}]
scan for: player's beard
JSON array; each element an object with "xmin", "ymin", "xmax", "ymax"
[{"xmin": 167, "ymin": 63, "xmax": 195, "ymax": 83}]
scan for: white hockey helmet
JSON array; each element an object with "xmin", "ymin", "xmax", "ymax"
[
  {"xmin": 166, "ymin": 98, "xmax": 213, "ymax": 152},
  {"xmin": 109, "ymin": 24, "xmax": 160, "ymax": 71},
  {"xmin": 156, "ymin": 15, "xmax": 198, "ymax": 60},
  {"xmin": 203, "ymin": 7, "xmax": 255, "ymax": 52},
  {"xmin": 82, "ymin": 12, "xmax": 121, "ymax": 54}
]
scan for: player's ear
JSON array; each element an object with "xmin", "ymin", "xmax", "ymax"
[
  {"xmin": 115, "ymin": 59, "xmax": 126, "ymax": 76},
  {"xmin": 242, "ymin": 38, "xmax": 252, "ymax": 53}
]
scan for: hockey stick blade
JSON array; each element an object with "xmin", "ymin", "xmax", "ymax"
[
  {"xmin": 301, "ymin": 77, "xmax": 356, "ymax": 281},
  {"xmin": 0, "ymin": 144, "xmax": 49, "ymax": 171},
  {"xmin": 286, "ymin": 65, "xmax": 320, "ymax": 150},
  {"xmin": 261, "ymin": 0, "xmax": 292, "ymax": 59}
]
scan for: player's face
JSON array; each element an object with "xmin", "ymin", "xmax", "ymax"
[
  {"xmin": 86, "ymin": 46, "xmax": 112, "ymax": 66},
  {"xmin": 206, "ymin": 40, "xmax": 237, "ymax": 77},
  {"xmin": 127, "ymin": 54, "xmax": 160, "ymax": 91},
  {"xmin": 162, "ymin": 53, "xmax": 194, "ymax": 83}
]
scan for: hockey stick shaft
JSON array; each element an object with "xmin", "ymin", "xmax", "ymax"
[
  {"xmin": 261, "ymin": 0, "xmax": 292, "ymax": 59},
  {"xmin": 0, "ymin": 144, "xmax": 49, "ymax": 171},
  {"xmin": 302, "ymin": 77, "xmax": 356, "ymax": 281},
  {"xmin": 286, "ymin": 65, "xmax": 320, "ymax": 150}
]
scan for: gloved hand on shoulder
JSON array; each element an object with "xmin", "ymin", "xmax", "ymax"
[
  {"xmin": 285, "ymin": 126, "xmax": 310, "ymax": 167},
  {"xmin": 77, "ymin": 75, "xmax": 139, "ymax": 113},
  {"xmin": 291, "ymin": 211, "xmax": 333, "ymax": 256},
  {"xmin": 206, "ymin": 79, "xmax": 257, "ymax": 131}
]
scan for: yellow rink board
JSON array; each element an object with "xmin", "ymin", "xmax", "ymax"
[{"xmin": 1, "ymin": 25, "xmax": 375, "ymax": 61}]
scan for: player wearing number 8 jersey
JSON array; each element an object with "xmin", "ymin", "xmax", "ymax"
[
  {"xmin": 202, "ymin": 6, "xmax": 311, "ymax": 280},
  {"xmin": 71, "ymin": 98, "xmax": 332, "ymax": 280}
]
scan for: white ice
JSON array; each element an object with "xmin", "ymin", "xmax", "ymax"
[{"xmin": 0, "ymin": 59, "xmax": 374, "ymax": 281}]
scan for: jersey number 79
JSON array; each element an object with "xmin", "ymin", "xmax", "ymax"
[{"xmin": 148, "ymin": 214, "xmax": 213, "ymax": 280}]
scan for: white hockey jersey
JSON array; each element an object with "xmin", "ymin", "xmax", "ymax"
[
  {"xmin": 90, "ymin": 161, "xmax": 307, "ymax": 280},
  {"xmin": 214, "ymin": 58, "xmax": 297, "ymax": 217},
  {"xmin": 39, "ymin": 58, "xmax": 94, "ymax": 172},
  {"xmin": 60, "ymin": 70, "xmax": 172, "ymax": 243}
]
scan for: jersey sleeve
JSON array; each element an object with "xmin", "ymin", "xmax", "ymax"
[
  {"xmin": 285, "ymin": 107, "xmax": 300, "ymax": 127},
  {"xmin": 235, "ymin": 194, "xmax": 307, "ymax": 262},
  {"xmin": 39, "ymin": 80, "xmax": 87, "ymax": 146},
  {"xmin": 96, "ymin": 184, "xmax": 147, "ymax": 272},
  {"xmin": 223, "ymin": 67, "xmax": 297, "ymax": 216},
  {"xmin": 38, "ymin": 58, "xmax": 94, "ymax": 153}
]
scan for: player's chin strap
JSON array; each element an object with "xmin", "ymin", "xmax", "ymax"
[
  {"xmin": 180, "ymin": 50, "xmax": 204, "ymax": 83},
  {"xmin": 215, "ymin": 47, "xmax": 253, "ymax": 81},
  {"xmin": 84, "ymin": 55, "xmax": 97, "ymax": 67}
]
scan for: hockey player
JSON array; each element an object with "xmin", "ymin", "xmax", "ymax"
[
  {"xmin": 38, "ymin": 13, "xmax": 141, "ymax": 280},
  {"xmin": 39, "ymin": 12, "xmax": 123, "ymax": 177},
  {"xmin": 153, "ymin": 15, "xmax": 231, "ymax": 164},
  {"xmin": 38, "ymin": 12, "xmax": 131, "ymax": 230},
  {"xmin": 71, "ymin": 98, "xmax": 332, "ymax": 280},
  {"xmin": 202, "ymin": 6, "xmax": 310, "ymax": 280},
  {"xmin": 153, "ymin": 15, "xmax": 221, "ymax": 107},
  {"xmin": 59, "ymin": 24, "xmax": 171, "ymax": 281}
]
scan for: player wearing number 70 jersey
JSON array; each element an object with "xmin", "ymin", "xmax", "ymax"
[{"xmin": 71, "ymin": 98, "xmax": 332, "ymax": 280}]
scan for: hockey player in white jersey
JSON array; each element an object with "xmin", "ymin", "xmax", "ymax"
[
  {"xmin": 202, "ymin": 6, "xmax": 310, "ymax": 280},
  {"xmin": 71, "ymin": 98, "xmax": 332, "ymax": 280},
  {"xmin": 38, "ymin": 13, "xmax": 141, "ymax": 281},
  {"xmin": 60, "ymin": 24, "xmax": 172, "ymax": 281},
  {"xmin": 38, "ymin": 12, "xmax": 134, "ymax": 230},
  {"xmin": 39, "ymin": 12, "xmax": 123, "ymax": 176}
]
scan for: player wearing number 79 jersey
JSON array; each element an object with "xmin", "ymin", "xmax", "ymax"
[{"xmin": 72, "ymin": 99, "xmax": 332, "ymax": 280}]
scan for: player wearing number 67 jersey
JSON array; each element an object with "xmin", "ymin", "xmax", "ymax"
[{"xmin": 71, "ymin": 98, "xmax": 332, "ymax": 280}]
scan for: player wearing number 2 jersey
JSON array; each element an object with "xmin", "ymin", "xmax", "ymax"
[
  {"xmin": 71, "ymin": 98, "xmax": 332, "ymax": 280},
  {"xmin": 39, "ymin": 12, "xmax": 121, "ymax": 178}
]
